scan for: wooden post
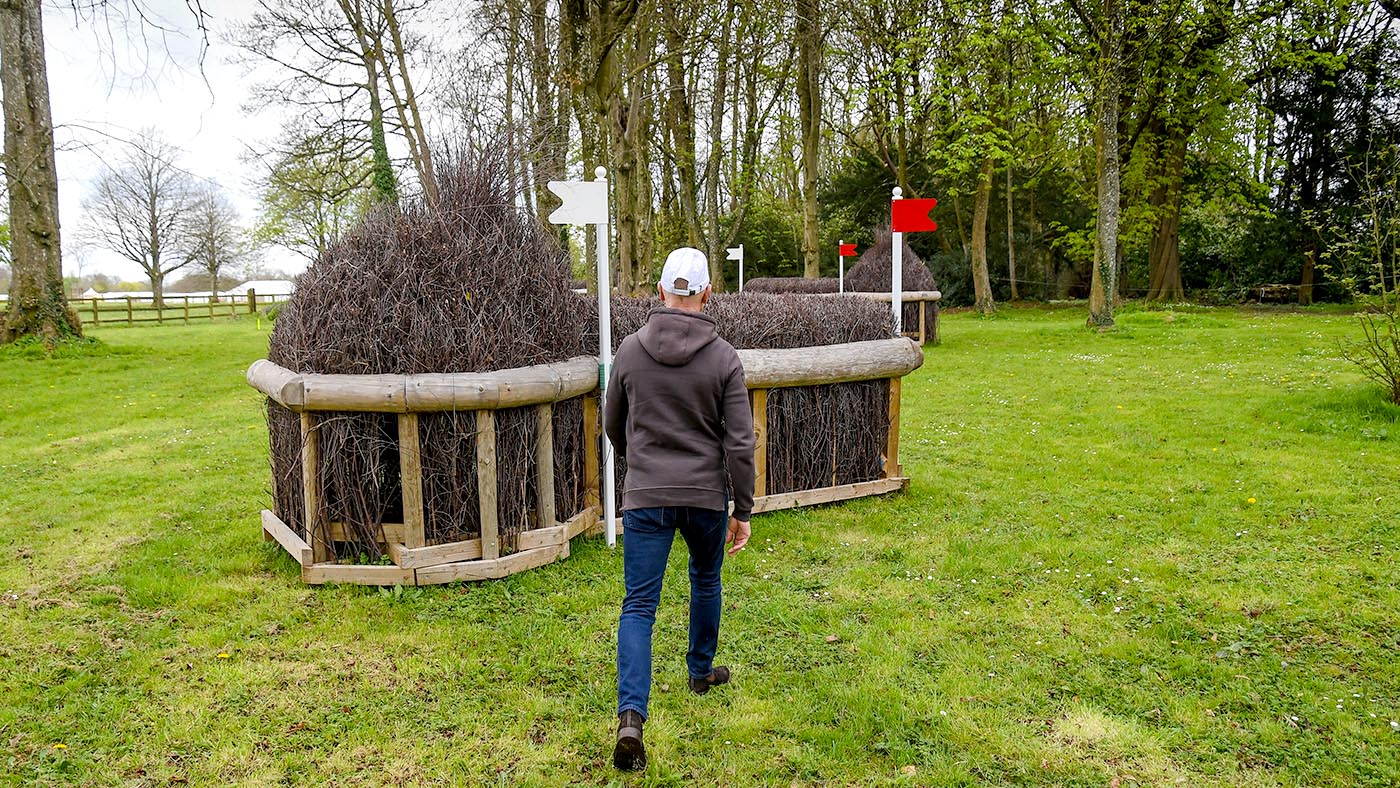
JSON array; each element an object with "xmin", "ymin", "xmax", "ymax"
[
  {"xmin": 248, "ymin": 289, "xmax": 257, "ymax": 314},
  {"xmin": 90, "ymin": 298, "xmax": 99, "ymax": 325},
  {"xmin": 182, "ymin": 296, "xmax": 190, "ymax": 324},
  {"xmin": 752, "ymin": 389, "xmax": 768, "ymax": 497},
  {"xmin": 476, "ymin": 409, "xmax": 500, "ymax": 560},
  {"xmin": 301, "ymin": 412, "xmax": 330, "ymax": 562},
  {"xmin": 207, "ymin": 298, "xmax": 214, "ymax": 321},
  {"xmin": 883, "ymin": 377, "xmax": 902, "ymax": 478},
  {"xmin": 397, "ymin": 413, "xmax": 426, "ymax": 549},
  {"xmin": 918, "ymin": 301, "xmax": 927, "ymax": 344},
  {"xmin": 582, "ymin": 395, "xmax": 600, "ymax": 510},
  {"xmin": 535, "ymin": 403, "xmax": 556, "ymax": 532},
  {"xmin": 126, "ymin": 296, "xmax": 133, "ymax": 326}
]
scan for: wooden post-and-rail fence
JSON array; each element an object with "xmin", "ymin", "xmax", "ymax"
[
  {"xmin": 247, "ymin": 337, "xmax": 925, "ymax": 586},
  {"xmin": 5, "ymin": 290, "xmax": 292, "ymax": 327}
]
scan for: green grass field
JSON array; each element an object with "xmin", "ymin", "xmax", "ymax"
[{"xmin": 2, "ymin": 306, "xmax": 1397, "ymax": 786}]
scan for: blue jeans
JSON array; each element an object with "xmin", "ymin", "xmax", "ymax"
[{"xmin": 616, "ymin": 506, "xmax": 727, "ymax": 720}]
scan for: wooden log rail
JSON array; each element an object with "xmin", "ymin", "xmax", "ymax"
[{"xmin": 249, "ymin": 337, "xmax": 924, "ymax": 585}]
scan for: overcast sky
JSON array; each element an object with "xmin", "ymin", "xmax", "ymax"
[{"xmin": 46, "ymin": 0, "xmax": 303, "ymax": 282}]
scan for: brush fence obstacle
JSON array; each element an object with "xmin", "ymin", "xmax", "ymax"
[
  {"xmin": 248, "ymin": 337, "xmax": 923, "ymax": 586},
  {"xmin": 840, "ymin": 290, "xmax": 942, "ymax": 345}
]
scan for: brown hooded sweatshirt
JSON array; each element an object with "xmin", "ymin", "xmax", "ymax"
[{"xmin": 603, "ymin": 307, "xmax": 756, "ymax": 520}]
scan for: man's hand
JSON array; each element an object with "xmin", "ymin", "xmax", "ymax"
[{"xmin": 726, "ymin": 517, "xmax": 751, "ymax": 556}]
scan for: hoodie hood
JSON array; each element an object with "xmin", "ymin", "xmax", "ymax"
[{"xmin": 636, "ymin": 307, "xmax": 720, "ymax": 366}]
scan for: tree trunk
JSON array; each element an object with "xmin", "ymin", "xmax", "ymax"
[
  {"xmin": 605, "ymin": 21, "xmax": 654, "ymax": 296},
  {"xmin": 381, "ymin": 0, "xmax": 436, "ymax": 205},
  {"xmin": 971, "ymin": 155, "xmax": 996, "ymax": 314},
  {"xmin": 703, "ymin": 0, "xmax": 736, "ymax": 291},
  {"xmin": 338, "ymin": 0, "xmax": 398, "ymax": 205},
  {"xmin": 1299, "ymin": 244, "xmax": 1316, "ymax": 305},
  {"xmin": 951, "ymin": 191, "xmax": 969, "ymax": 260},
  {"xmin": 1028, "ymin": 188, "xmax": 1052, "ymax": 299},
  {"xmin": 530, "ymin": 0, "xmax": 563, "ymax": 220},
  {"xmin": 662, "ymin": 0, "xmax": 701, "ymax": 250},
  {"xmin": 1006, "ymin": 163, "xmax": 1018, "ymax": 301},
  {"xmin": 1145, "ymin": 131, "xmax": 1186, "ymax": 301},
  {"xmin": 796, "ymin": 0, "xmax": 822, "ymax": 278},
  {"xmin": 504, "ymin": 0, "xmax": 519, "ymax": 200},
  {"xmin": 0, "ymin": 0, "xmax": 80, "ymax": 345},
  {"xmin": 1087, "ymin": 0, "xmax": 1122, "ymax": 329}
]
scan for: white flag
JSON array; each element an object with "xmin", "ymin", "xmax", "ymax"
[
  {"xmin": 546, "ymin": 180, "xmax": 608, "ymax": 225},
  {"xmin": 725, "ymin": 246, "xmax": 743, "ymax": 261}
]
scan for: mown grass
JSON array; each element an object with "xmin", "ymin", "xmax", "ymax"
[{"xmin": 1, "ymin": 306, "xmax": 1397, "ymax": 786}]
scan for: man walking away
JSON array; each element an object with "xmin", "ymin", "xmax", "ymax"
[{"xmin": 603, "ymin": 246, "xmax": 755, "ymax": 771}]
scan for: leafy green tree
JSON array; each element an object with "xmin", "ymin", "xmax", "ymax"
[{"xmin": 251, "ymin": 129, "xmax": 371, "ymax": 264}]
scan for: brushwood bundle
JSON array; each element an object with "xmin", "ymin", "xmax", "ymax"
[
  {"xmin": 262, "ymin": 153, "xmax": 902, "ymax": 561},
  {"xmin": 742, "ymin": 277, "xmax": 840, "ymax": 294},
  {"xmin": 266, "ymin": 152, "xmax": 590, "ymax": 558},
  {"xmin": 846, "ymin": 229, "xmax": 937, "ymax": 330}
]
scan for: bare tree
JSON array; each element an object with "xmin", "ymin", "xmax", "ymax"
[
  {"xmin": 81, "ymin": 132, "xmax": 196, "ymax": 307},
  {"xmin": 796, "ymin": 0, "xmax": 822, "ymax": 278},
  {"xmin": 2, "ymin": 0, "xmax": 212, "ymax": 345},
  {"xmin": 235, "ymin": 0, "xmax": 438, "ymax": 207},
  {"xmin": 183, "ymin": 184, "xmax": 244, "ymax": 301},
  {"xmin": 251, "ymin": 125, "xmax": 370, "ymax": 263}
]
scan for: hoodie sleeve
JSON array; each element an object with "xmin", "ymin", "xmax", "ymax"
[
  {"xmin": 722, "ymin": 353, "xmax": 756, "ymax": 520},
  {"xmin": 603, "ymin": 350, "xmax": 628, "ymax": 461}
]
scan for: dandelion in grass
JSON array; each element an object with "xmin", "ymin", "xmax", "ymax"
[
  {"xmin": 1248, "ymin": 497, "xmax": 1257, "ymax": 504},
  {"xmin": 217, "ymin": 652, "xmax": 230, "ymax": 659},
  {"xmin": 52, "ymin": 743, "xmax": 67, "ymax": 750}
]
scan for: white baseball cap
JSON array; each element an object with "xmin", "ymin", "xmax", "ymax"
[{"xmin": 659, "ymin": 247, "xmax": 711, "ymax": 296}]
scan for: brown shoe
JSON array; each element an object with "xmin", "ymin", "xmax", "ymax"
[
  {"xmin": 688, "ymin": 666, "xmax": 731, "ymax": 695},
  {"xmin": 613, "ymin": 709, "xmax": 646, "ymax": 771}
]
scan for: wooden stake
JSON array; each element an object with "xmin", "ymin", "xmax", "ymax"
[
  {"xmin": 883, "ymin": 378, "xmax": 902, "ymax": 479},
  {"xmin": 752, "ymin": 389, "xmax": 768, "ymax": 497},
  {"xmin": 476, "ymin": 409, "xmax": 500, "ymax": 560},
  {"xmin": 918, "ymin": 302, "xmax": 927, "ymax": 344},
  {"xmin": 398, "ymin": 413, "xmax": 426, "ymax": 549},
  {"xmin": 582, "ymin": 395, "xmax": 600, "ymax": 510},
  {"xmin": 262, "ymin": 509, "xmax": 312, "ymax": 566},
  {"xmin": 535, "ymin": 402, "xmax": 556, "ymax": 533},
  {"xmin": 301, "ymin": 412, "xmax": 330, "ymax": 562}
]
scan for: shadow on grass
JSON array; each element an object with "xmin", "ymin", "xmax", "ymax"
[{"xmin": 1278, "ymin": 384, "xmax": 1400, "ymax": 441}]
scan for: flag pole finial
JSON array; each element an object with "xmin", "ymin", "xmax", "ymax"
[
  {"xmin": 595, "ymin": 166, "xmax": 607, "ymax": 180},
  {"xmin": 892, "ymin": 186, "xmax": 903, "ymax": 199}
]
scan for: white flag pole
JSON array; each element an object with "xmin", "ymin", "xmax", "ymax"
[
  {"xmin": 738, "ymin": 244, "xmax": 745, "ymax": 292},
  {"xmin": 838, "ymin": 239, "xmax": 845, "ymax": 294},
  {"xmin": 891, "ymin": 187, "xmax": 903, "ymax": 335},
  {"xmin": 545, "ymin": 168, "xmax": 616, "ymax": 547},
  {"xmin": 595, "ymin": 166, "xmax": 618, "ymax": 549}
]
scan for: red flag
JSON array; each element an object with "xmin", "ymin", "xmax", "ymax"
[
  {"xmin": 838, "ymin": 243, "xmax": 857, "ymax": 257},
  {"xmin": 892, "ymin": 198, "xmax": 939, "ymax": 233}
]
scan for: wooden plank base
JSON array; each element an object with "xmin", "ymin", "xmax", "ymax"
[
  {"xmin": 266, "ymin": 478, "xmax": 908, "ymax": 584},
  {"xmin": 751, "ymin": 477, "xmax": 908, "ymax": 514},
  {"xmin": 584, "ymin": 477, "xmax": 910, "ymax": 537}
]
